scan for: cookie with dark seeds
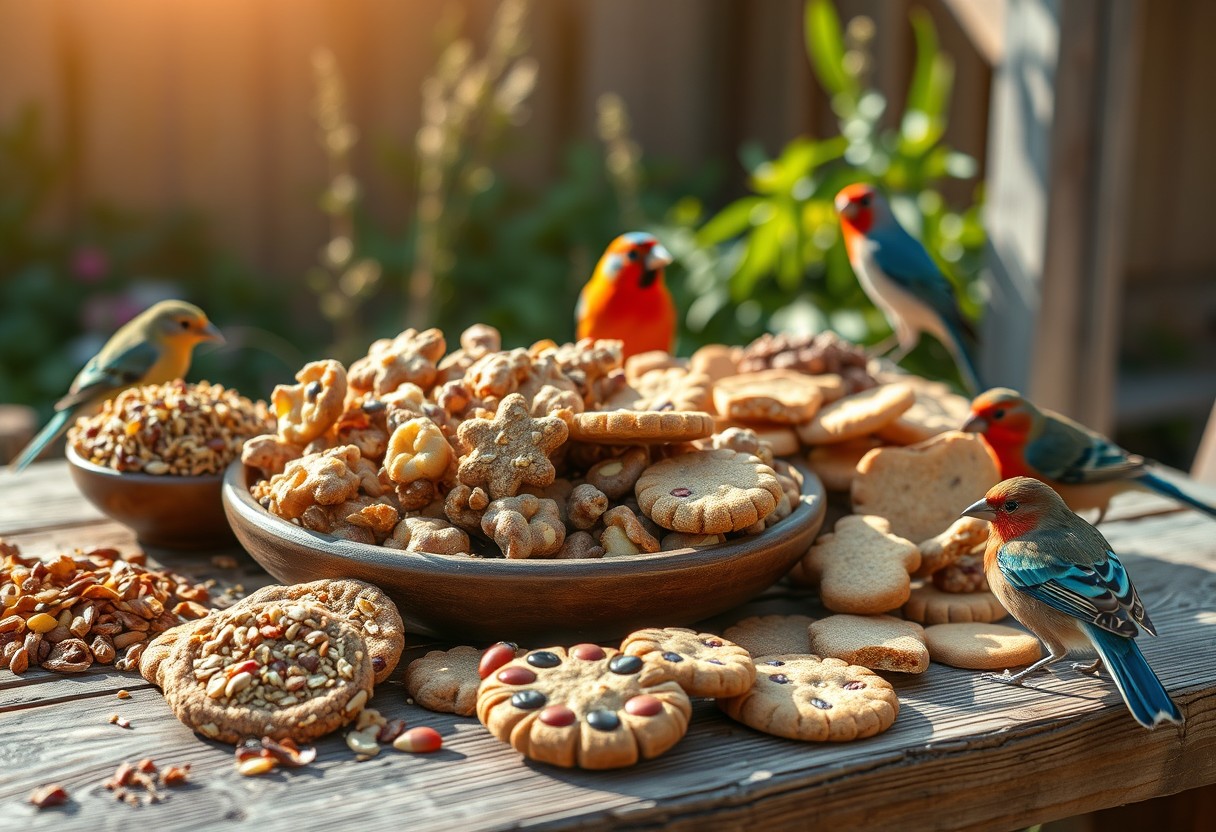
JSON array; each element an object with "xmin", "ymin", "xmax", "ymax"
[
  {"xmin": 634, "ymin": 448, "xmax": 783, "ymax": 534},
  {"xmin": 717, "ymin": 655, "xmax": 899, "ymax": 742},
  {"xmin": 620, "ymin": 627, "xmax": 755, "ymax": 698},
  {"xmin": 476, "ymin": 644, "xmax": 691, "ymax": 769}
]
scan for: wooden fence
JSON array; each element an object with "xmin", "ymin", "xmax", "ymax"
[{"xmin": 0, "ymin": 0, "xmax": 992, "ymax": 281}]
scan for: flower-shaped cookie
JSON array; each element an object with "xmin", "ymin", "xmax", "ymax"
[{"xmin": 456, "ymin": 393, "xmax": 568, "ymax": 499}]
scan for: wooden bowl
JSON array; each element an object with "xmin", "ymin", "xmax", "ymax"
[
  {"xmin": 222, "ymin": 460, "xmax": 826, "ymax": 643},
  {"xmin": 67, "ymin": 446, "xmax": 235, "ymax": 550}
]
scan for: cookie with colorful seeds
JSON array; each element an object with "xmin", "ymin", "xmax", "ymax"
[
  {"xmin": 476, "ymin": 644, "xmax": 692, "ymax": 769},
  {"xmin": 619, "ymin": 627, "xmax": 756, "ymax": 698}
]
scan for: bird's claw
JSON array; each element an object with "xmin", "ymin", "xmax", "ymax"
[
  {"xmin": 1071, "ymin": 660, "xmax": 1103, "ymax": 676},
  {"xmin": 983, "ymin": 670, "xmax": 1025, "ymax": 686}
]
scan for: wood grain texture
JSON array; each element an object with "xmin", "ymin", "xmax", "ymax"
[{"xmin": 0, "ymin": 462, "xmax": 1214, "ymax": 831}]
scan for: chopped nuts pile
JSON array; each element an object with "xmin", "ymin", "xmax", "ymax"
[
  {"xmin": 104, "ymin": 758, "xmax": 190, "ymax": 807},
  {"xmin": 737, "ymin": 331, "xmax": 876, "ymax": 393},
  {"xmin": 69, "ymin": 379, "xmax": 273, "ymax": 475},
  {"xmin": 234, "ymin": 736, "xmax": 317, "ymax": 776},
  {"xmin": 0, "ymin": 540, "xmax": 213, "ymax": 675},
  {"xmin": 192, "ymin": 604, "xmax": 363, "ymax": 712}
]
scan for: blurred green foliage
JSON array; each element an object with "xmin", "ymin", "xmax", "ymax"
[
  {"xmin": 665, "ymin": 0, "xmax": 986, "ymax": 384},
  {"xmin": 0, "ymin": 107, "xmax": 302, "ymax": 423}
]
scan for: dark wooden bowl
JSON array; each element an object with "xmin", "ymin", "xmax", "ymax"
[
  {"xmin": 222, "ymin": 460, "xmax": 826, "ymax": 644},
  {"xmin": 67, "ymin": 446, "xmax": 235, "ymax": 550}
]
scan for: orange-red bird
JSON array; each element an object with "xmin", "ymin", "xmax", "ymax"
[{"xmin": 575, "ymin": 232, "xmax": 675, "ymax": 358}]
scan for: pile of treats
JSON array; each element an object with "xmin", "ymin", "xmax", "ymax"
[
  {"xmin": 239, "ymin": 326, "xmax": 890, "ymax": 559},
  {"xmin": 0, "ymin": 540, "xmax": 216, "ymax": 675},
  {"xmin": 69, "ymin": 379, "xmax": 273, "ymax": 475}
]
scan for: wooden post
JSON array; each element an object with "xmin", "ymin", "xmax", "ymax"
[{"xmin": 980, "ymin": 0, "xmax": 1142, "ymax": 433}]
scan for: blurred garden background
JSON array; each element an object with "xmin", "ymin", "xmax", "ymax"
[{"xmin": 1, "ymin": 0, "xmax": 1214, "ymax": 475}]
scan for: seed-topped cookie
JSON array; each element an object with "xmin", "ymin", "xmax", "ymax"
[
  {"xmin": 239, "ymin": 579, "xmax": 404, "ymax": 685},
  {"xmin": 157, "ymin": 601, "xmax": 374, "ymax": 745},
  {"xmin": 634, "ymin": 448, "xmax": 783, "ymax": 534},
  {"xmin": 620, "ymin": 627, "xmax": 756, "ymax": 698},
  {"xmin": 717, "ymin": 655, "xmax": 899, "ymax": 742},
  {"xmin": 476, "ymin": 644, "xmax": 692, "ymax": 769}
]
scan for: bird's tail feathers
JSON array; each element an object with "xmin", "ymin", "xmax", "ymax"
[
  {"xmin": 1084, "ymin": 624, "xmax": 1182, "ymax": 729},
  {"xmin": 9, "ymin": 409, "xmax": 72, "ymax": 473},
  {"xmin": 1137, "ymin": 471, "xmax": 1216, "ymax": 518}
]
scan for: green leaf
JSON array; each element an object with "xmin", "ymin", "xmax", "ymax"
[
  {"xmin": 805, "ymin": 0, "xmax": 854, "ymax": 98},
  {"xmin": 899, "ymin": 9, "xmax": 954, "ymax": 156},
  {"xmin": 697, "ymin": 196, "xmax": 765, "ymax": 246}
]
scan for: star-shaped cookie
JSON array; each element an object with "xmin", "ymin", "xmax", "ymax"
[{"xmin": 456, "ymin": 393, "xmax": 569, "ymax": 499}]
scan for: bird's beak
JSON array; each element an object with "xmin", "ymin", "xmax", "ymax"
[
  {"xmin": 200, "ymin": 321, "xmax": 225, "ymax": 345},
  {"xmin": 961, "ymin": 414, "xmax": 987, "ymax": 433},
  {"xmin": 646, "ymin": 244, "xmax": 673, "ymax": 271},
  {"xmin": 961, "ymin": 497, "xmax": 996, "ymax": 521}
]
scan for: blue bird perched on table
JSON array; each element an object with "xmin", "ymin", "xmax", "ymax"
[
  {"xmin": 10, "ymin": 299, "xmax": 224, "ymax": 471},
  {"xmin": 963, "ymin": 476, "xmax": 1183, "ymax": 729},
  {"xmin": 835, "ymin": 183, "xmax": 983, "ymax": 393},
  {"xmin": 964, "ymin": 387, "xmax": 1216, "ymax": 522}
]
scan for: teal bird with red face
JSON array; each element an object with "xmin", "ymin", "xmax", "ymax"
[
  {"xmin": 963, "ymin": 477, "xmax": 1182, "ymax": 729},
  {"xmin": 836, "ymin": 183, "xmax": 983, "ymax": 392},
  {"xmin": 964, "ymin": 387, "xmax": 1216, "ymax": 521}
]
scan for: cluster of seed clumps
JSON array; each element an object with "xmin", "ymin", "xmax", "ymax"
[
  {"xmin": 69, "ymin": 379, "xmax": 273, "ymax": 475},
  {"xmin": 191, "ymin": 604, "xmax": 364, "ymax": 712}
]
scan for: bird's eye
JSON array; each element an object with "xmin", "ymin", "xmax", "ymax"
[
  {"xmin": 992, "ymin": 408, "xmax": 1006, "ymax": 419},
  {"xmin": 179, "ymin": 319, "xmax": 190, "ymax": 330},
  {"xmin": 627, "ymin": 250, "xmax": 639, "ymax": 262},
  {"xmin": 858, "ymin": 194, "xmax": 872, "ymax": 207},
  {"xmin": 1003, "ymin": 499, "xmax": 1018, "ymax": 512}
]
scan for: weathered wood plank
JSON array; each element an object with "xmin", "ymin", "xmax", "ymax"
[{"xmin": 2, "ymin": 463, "xmax": 1215, "ymax": 830}]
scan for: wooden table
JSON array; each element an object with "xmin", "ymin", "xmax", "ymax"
[{"xmin": 2, "ymin": 461, "xmax": 1215, "ymax": 831}]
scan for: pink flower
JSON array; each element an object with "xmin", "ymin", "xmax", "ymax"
[{"xmin": 71, "ymin": 246, "xmax": 109, "ymax": 283}]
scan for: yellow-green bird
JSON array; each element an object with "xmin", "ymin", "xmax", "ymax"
[{"xmin": 10, "ymin": 299, "xmax": 224, "ymax": 471}]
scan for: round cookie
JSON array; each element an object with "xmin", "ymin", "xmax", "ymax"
[
  {"xmin": 723, "ymin": 614, "xmax": 816, "ymax": 658},
  {"xmin": 807, "ymin": 614, "xmax": 929, "ymax": 674},
  {"xmin": 159, "ymin": 601, "xmax": 374, "ymax": 745},
  {"xmin": 620, "ymin": 627, "xmax": 756, "ymax": 698},
  {"xmin": 405, "ymin": 645, "xmax": 486, "ymax": 716},
  {"xmin": 569, "ymin": 409, "xmax": 715, "ymax": 444},
  {"xmin": 902, "ymin": 584, "xmax": 1007, "ymax": 625},
  {"xmin": 717, "ymin": 655, "xmax": 899, "ymax": 742},
  {"xmin": 924, "ymin": 622, "xmax": 1043, "ymax": 670},
  {"xmin": 476, "ymin": 645, "xmax": 692, "ymax": 769},
  {"xmin": 240, "ymin": 579, "xmax": 405, "ymax": 685},
  {"xmin": 796, "ymin": 383, "xmax": 915, "ymax": 445},
  {"xmin": 634, "ymin": 448, "xmax": 783, "ymax": 534}
]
